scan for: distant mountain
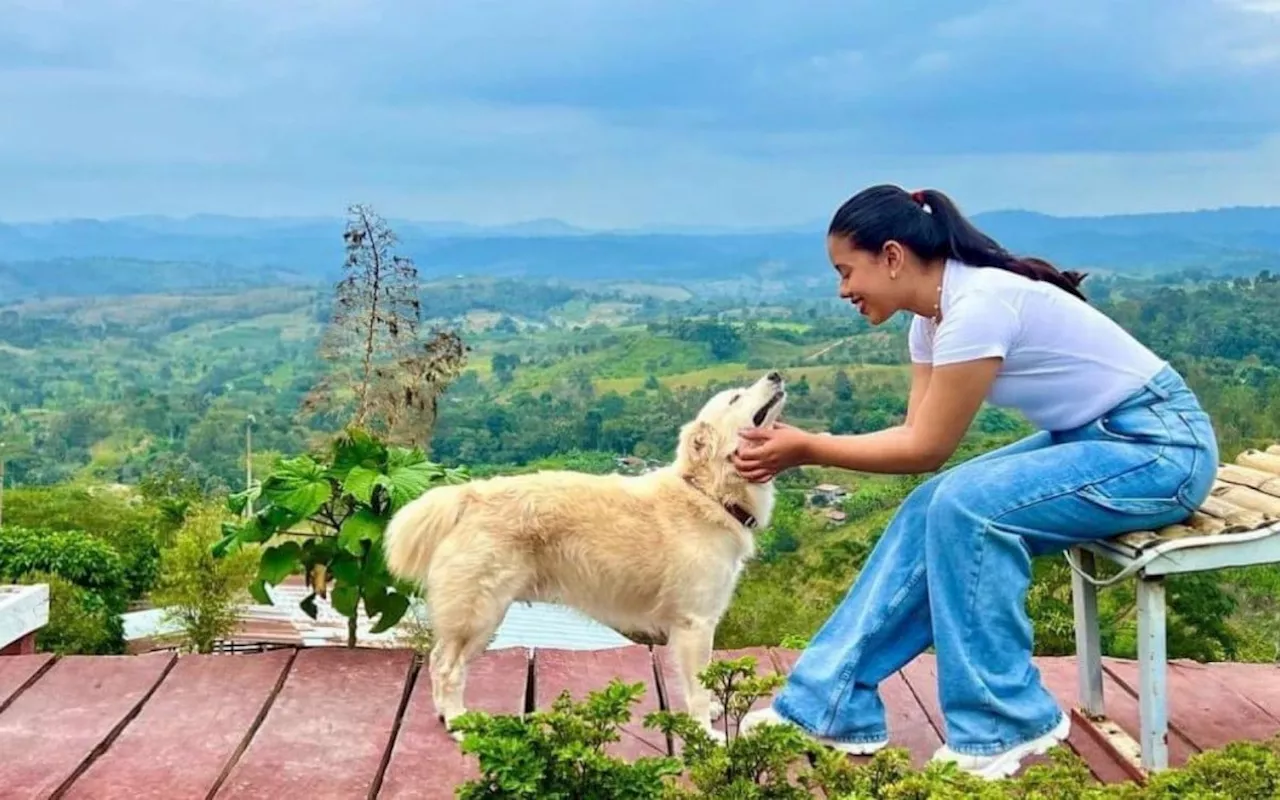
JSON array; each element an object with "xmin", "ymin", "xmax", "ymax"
[{"xmin": 1, "ymin": 206, "xmax": 1277, "ymax": 301}]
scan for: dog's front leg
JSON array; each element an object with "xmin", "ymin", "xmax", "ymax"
[{"xmin": 670, "ymin": 618, "xmax": 723, "ymax": 741}]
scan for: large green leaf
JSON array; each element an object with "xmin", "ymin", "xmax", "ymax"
[
  {"xmin": 329, "ymin": 551, "xmax": 362, "ymax": 586},
  {"xmin": 261, "ymin": 456, "xmax": 334, "ymax": 520},
  {"xmin": 342, "ymin": 466, "xmax": 387, "ymax": 506},
  {"xmin": 369, "ymin": 591, "xmax": 412, "ymax": 634},
  {"xmin": 338, "ymin": 509, "xmax": 385, "ymax": 555},
  {"xmin": 331, "ymin": 584, "xmax": 360, "ymax": 617},
  {"xmin": 330, "ymin": 427, "xmax": 388, "ymax": 481},
  {"xmin": 259, "ymin": 541, "xmax": 302, "ymax": 584},
  {"xmin": 384, "ymin": 447, "xmax": 447, "ymax": 510}
]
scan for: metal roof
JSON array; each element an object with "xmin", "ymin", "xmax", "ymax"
[{"xmin": 123, "ymin": 577, "xmax": 632, "ymax": 652}]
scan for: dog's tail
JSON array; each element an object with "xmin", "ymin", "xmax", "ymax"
[{"xmin": 383, "ymin": 484, "xmax": 469, "ymax": 584}]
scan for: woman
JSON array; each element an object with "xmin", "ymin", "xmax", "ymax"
[{"xmin": 732, "ymin": 184, "xmax": 1218, "ymax": 780}]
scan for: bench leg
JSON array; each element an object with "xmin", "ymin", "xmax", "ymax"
[
  {"xmin": 1071, "ymin": 547, "xmax": 1105, "ymax": 716},
  {"xmin": 1136, "ymin": 574, "xmax": 1169, "ymax": 772}
]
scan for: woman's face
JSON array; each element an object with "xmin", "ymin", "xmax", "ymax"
[{"xmin": 827, "ymin": 234, "xmax": 905, "ymax": 326}]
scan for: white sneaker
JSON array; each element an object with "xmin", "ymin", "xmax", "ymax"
[
  {"xmin": 738, "ymin": 706, "xmax": 889, "ymax": 755},
  {"xmin": 930, "ymin": 713, "xmax": 1071, "ymax": 780}
]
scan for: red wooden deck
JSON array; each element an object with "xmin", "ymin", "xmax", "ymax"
[{"xmin": 1, "ymin": 645, "xmax": 1277, "ymax": 799}]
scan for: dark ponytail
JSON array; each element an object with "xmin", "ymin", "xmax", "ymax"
[{"xmin": 827, "ymin": 184, "xmax": 1088, "ymax": 301}]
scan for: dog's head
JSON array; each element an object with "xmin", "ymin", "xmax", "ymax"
[{"xmin": 676, "ymin": 371, "xmax": 787, "ymax": 477}]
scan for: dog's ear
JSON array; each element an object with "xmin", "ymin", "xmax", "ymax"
[{"xmin": 681, "ymin": 420, "xmax": 717, "ymax": 464}]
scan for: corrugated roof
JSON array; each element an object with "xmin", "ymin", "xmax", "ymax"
[{"xmin": 123, "ymin": 577, "xmax": 632, "ymax": 651}]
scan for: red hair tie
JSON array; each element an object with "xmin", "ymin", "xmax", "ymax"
[{"xmin": 910, "ymin": 190, "xmax": 926, "ymax": 204}]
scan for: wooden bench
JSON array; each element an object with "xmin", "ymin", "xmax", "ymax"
[{"xmin": 1068, "ymin": 444, "xmax": 1280, "ymax": 774}]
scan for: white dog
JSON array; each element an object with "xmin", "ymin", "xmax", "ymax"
[{"xmin": 383, "ymin": 371, "xmax": 788, "ymax": 739}]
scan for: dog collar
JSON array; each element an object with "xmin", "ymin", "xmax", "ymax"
[{"xmin": 682, "ymin": 475, "xmax": 758, "ymax": 529}]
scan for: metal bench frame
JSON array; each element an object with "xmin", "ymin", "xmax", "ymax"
[{"xmin": 1069, "ymin": 523, "xmax": 1280, "ymax": 772}]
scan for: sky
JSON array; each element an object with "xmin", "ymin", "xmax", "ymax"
[{"xmin": 3, "ymin": 0, "xmax": 1280, "ymax": 228}]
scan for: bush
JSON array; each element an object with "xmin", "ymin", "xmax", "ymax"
[
  {"xmin": 150, "ymin": 503, "xmax": 259, "ymax": 654},
  {"xmin": 13, "ymin": 571, "xmax": 125, "ymax": 655},
  {"xmin": 0, "ymin": 524, "xmax": 130, "ymax": 613},
  {"xmin": 451, "ymin": 655, "xmax": 1280, "ymax": 799},
  {"xmin": 0, "ymin": 484, "xmax": 165, "ymax": 600}
]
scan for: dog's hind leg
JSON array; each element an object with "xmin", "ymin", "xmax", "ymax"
[
  {"xmin": 428, "ymin": 570, "xmax": 520, "ymax": 742},
  {"xmin": 669, "ymin": 616, "xmax": 723, "ymax": 740}
]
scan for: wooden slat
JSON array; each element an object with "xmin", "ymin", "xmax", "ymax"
[
  {"xmin": 214, "ymin": 647, "xmax": 413, "ymax": 799},
  {"xmin": 0, "ymin": 651, "xmax": 175, "ymax": 799},
  {"xmin": 1238, "ymin": 450, "xmax": 1280, "ymax": 476},
  {"xmin": 62, "ymin": 649, "xmax": 294, "ymax": 800},
  {"xmin": 1211, "ymin": 483, "xmax": 1280, "ymax": 517},
  {"xmin": 1218, "ymin": 464, "xmax": 1280, "ymax": 496},
  {"xmin": 379, "ymin": 647, "xmax": 529, "ymax": 800},
  {"xmin": 534, "ymin": 646, "xmax": 667, "ymax": 760},
  {"xmin": 0, "ymin": 653, "xmax": 53, "ymax": 711},
  {"xmin": 1105, "ymin": 658, "xmax": 1280, "ymax": 753}
]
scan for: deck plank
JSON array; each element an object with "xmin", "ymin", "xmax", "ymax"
[
  {"xmin": 62, "ymin": 649, "xmax": 295, "ymax": 800},
  {"xmin": 0, "ymin": 653, "xmax": 54, "ymax": 711},
  {"xmin": 1105, "ymin": 657, "xmax": 1280, "ymax": 754},
  {"xmin": 0, "ymin": 651, "xmax": 175, "ymax": 799},
  {"xmin": 214, "ymin": 647, "xmax": 414, "ymax": 800},
  {"xmin": 1204, "ymin": 661, "xmax": 1280, "ymax": 721},
  {"xmin": 534, "ymin": 645, "xmax": 668, "ymax": 760},
  {"xmin": 379, "ymin": 647, "xmax": 529, "ymax": 800}
]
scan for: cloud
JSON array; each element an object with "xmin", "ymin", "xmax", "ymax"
[{"xmin": 1, "ymin": 0, "xmax": 1278, "ymax": 225}]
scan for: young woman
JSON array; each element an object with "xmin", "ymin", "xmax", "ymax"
[{"xmin": 731, "ymin": 184, "xmax": 1219, "ymax": 780}]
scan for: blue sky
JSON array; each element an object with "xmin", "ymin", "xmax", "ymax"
[{"xmin": 3, "ymin": 0, "xmax": 1279, "ymax": 228}]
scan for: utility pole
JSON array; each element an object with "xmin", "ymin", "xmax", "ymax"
[
  {"xmin": 244, "ymin": 415, "xmax": 255, "ymax": 517},
  {"xmin": 0, "ymin": 454, "xmax": 5, "ymax": 529}
]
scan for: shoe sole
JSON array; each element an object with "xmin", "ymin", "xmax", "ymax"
[{"xmin": 971, "ymin": 715, "xmax": 1072, "ymax": 780}]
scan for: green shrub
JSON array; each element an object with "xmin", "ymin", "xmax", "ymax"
[
  {"xmin": 451, "ymin": 655, "xmax": 1280, "ymax": 799},
  {"xmin": 0, "ymin": 524, "xmax": 130, "ymax": 613},
  {"xmin": 13, "ymin": 571, "xmax": 126, "ymax": 655},
  {"xmin": 150, "ymin": 503, "xmax": 259, "ymax": 654},
  {"xmin": 0, "ymin": 484, "xmax": 164, "ymax": 600}
]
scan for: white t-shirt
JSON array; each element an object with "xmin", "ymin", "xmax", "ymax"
[{"xmin": 908, "ymin": 260, "xmax": 1166, "ymax": 432}]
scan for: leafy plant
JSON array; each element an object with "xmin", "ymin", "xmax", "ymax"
[
  {"xmin": 151, "ymin": 503, "xmax": 259, "ymax": 653},
  {"xmin": 214, "ymin": 427, "xmax": 468, "ymax": 647}
]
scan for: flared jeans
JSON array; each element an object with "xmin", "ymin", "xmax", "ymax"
[{"xmin": 771, "ymin": 364, "xmax": 1218, "ymax": 755}]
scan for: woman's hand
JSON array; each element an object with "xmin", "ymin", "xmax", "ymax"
[{"xmin": 731, "ymin": 422, "xmax": 814, "ymax": 483}]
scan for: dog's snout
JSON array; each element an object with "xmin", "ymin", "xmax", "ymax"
[{"xmin": 766, "ymin": 371, "xmax": 782, "ymax": 384}]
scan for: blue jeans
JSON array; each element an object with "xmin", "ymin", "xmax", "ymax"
[{"xmin": 772, "ymin": 364, "xmax": 1218, "ymax": 756}]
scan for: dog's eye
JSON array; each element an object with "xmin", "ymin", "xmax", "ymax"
[{"xmin": 728, "ymin": 393, "xmax": 741, "ymax": 406}]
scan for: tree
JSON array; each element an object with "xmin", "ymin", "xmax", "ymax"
[{"xmin": 302, "ymin": 204, "xmax": 469, "ymax": 448}]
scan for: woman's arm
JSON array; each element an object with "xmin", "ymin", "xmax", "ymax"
[
  {"xmin": 733, "ymin": 357, "xmax": 1001, "ymax": 480},
  {"xmin": 905, "ymin": 362, "xmax": 931, "ymax": 428}
]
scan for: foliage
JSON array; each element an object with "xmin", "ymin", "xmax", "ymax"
[
  {"xmin": 452, "ymin": 654, "xmax": 1280, "ymax": 799},
  {"xmin": 213, "ymin": 427, "xmax": 468, "ymax": 647},
  {"xmin": 14, "ymin": 570, "xmax": 125, "ymax": 655},
  {"xmin": 0, "ymin": 484, "xmax": 164, "ymax": 600},
  {"xmin": 150, "ymin": 503, "xmax": 259, "ymax": 653},
  {"xmin": 0, "ymin": 524, "xmax": 130, "ymax": 614}
]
